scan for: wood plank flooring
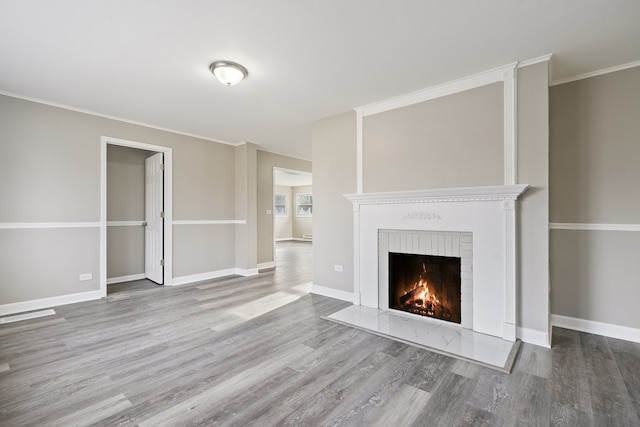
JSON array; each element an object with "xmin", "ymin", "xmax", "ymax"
[{"xmin": 1, "ymin": 241, "xmax": 639, "ymax": 426}]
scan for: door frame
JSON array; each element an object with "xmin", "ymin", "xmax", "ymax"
[{"xmin": 100, "ymin": 136, "xmax": 173, "ymax": 297}]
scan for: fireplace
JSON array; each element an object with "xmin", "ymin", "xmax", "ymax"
[
  {"xmin": 389, "ymin": 252, "xmax": 461, "ymax": 324},
  {"xmin": 346, "ymin": 185, "xmax": 529, "ymax": 340}
]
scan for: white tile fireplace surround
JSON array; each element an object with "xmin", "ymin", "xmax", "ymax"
[{"xmin": 328, "ymin": 184, "xmax": 528, "ymax": 370}]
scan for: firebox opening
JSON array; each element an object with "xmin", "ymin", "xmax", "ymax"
[{"xmin": 389, "ymin": 252, "xmax": 461, "ymax": 324}]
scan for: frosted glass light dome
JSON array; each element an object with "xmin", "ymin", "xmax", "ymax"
[{"xmin": 209, "ymin": 61, "xmax": 248, "ymax": 86}]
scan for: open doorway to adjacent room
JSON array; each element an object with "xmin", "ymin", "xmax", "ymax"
[{"xmin": 273, "ymin": 168, "xmax": 312, "ymax": 269}]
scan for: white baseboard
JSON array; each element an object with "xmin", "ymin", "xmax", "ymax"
[
  {"xmin": 170, "ymin": 269, "xmax": 237, "ymax": 286},
  {"xmin": 275, "ymin": 238, "xmax": 291, "ymax": 242},
  {"xmin": 310, "ymin": 283, "xmax": 354, "ymax": 302},
  {"xmin": 258, "ymin": 262, "xmax": 276, "ymax": 270},
  {"xmin": 235, "ymin": 268, "xmax": 259, "ymax": 277},
  {"xmin": 0, "ymin": 290, "xmax": 103, "ymax": 317},
  {"xmin": 517, "ymin": 326, "xmax": 551, "ymax": 348},
  {"xmin": 170, "ymin": 267, "xmax": 259, "ymax": 286},
  {"xmin": 0, "ymin": 309, "xmax": 56, "ymax": 324},
  {"xmin": 107, "ymin": 273, "xmax": 145, "ymax": 285},
  {"xmin": 552, "ymin": 314, "xmax": 640, "ymax": 344}
]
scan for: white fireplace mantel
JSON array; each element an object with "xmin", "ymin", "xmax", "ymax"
[{"xmin": 345, "ymin": 184, "xmax": 528, "ymax": 341}]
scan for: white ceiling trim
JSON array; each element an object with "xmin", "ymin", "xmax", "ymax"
[
  {"xmin": 0, "ymin": 90, "xmax": 240, "ymax": 147},
  {"xmin": 518, "ymin": 54, "xmax": 553, "ymax": 68},
  {"xmin": 550, "ymin": 60, "xmax": 640, "ymax": 86},
  {"xmin": 354, "ymin": 61, "xmax": 518, "ymax": 118}
]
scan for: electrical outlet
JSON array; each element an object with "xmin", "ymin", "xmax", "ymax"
[
  {"xmin": 79, "ymin": 273, "xmax": 92, "ymax": 281},
  {"xmin": 334, "ymin": 264, "xmax": 343, "ymax": 272}
]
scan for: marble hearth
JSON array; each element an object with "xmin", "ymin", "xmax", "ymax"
[{"xmin": 327, "ymin": 184, "xmax": 528, "ymax": 371}]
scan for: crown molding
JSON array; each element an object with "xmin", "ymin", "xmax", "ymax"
[
  {"xmin": 355, "ymin": 62, "xmax": 518, "ymax": 117},
  {"xmin": 550, "ymin": 60, "xmax": 640, "ymax": 86},
  {"xmin": 517, "ymin": 54, "xmax": 553, "ymax": 68}
]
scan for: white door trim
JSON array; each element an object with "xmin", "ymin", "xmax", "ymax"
[{"xmin": 100, "ymin": 136, "xmax": 173, "ymax": 297}]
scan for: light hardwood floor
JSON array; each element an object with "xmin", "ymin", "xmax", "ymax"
[{"xmin": 1, "ymin": 241, "xmax": 639, "ymax": 426}]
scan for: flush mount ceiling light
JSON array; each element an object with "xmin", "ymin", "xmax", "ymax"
[{"xmin": 209, "ymin": 61, "xmax": 248, "ymax": 86}]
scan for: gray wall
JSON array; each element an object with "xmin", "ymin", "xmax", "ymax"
[
  {"xmin": 363, "ymin": 82, "xmax": 503, "ymax": 192},
  {"xmin": 312, "ymin": 111, "xmax": 357, "ymax": 293},
  {"xmin": 550, "ymin": 65, "xmax": 640, "ymax": 329},
  {"xmin": 292, "ymin": 185, "xmax": 313, "ymax": 239},
  {"xmin": 311, "ymin": 64, "xmax": 551, "ymax": 341},
  {"xmin": 0, "ymin": 94, "xmax": 240, "ymax": 306},
  {"xmin": 256, "ymin": 150, "xmax": 311, "ymax": 265},
  {"xmin": 274, "ymin": 185, "xmax": 293, "ymax": 240}
]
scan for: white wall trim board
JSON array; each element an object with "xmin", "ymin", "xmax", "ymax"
[
  {"xmin": 106, "ymin": 274, "xmax": 146, "ymax": 285},
  {"xmin": 517, "ymin": 327, "xmax": 551, "ymax": 348},
  {"xmin": 107, "ymin": 221, "xmax": 145, "ymax": 227},
  {"xmin": 0, "ymin": 290, "xmax": 102, "ymax": 317},
  {"xmin": 170, "ymin": 269, "xmax": 238, "ymax": 286},
  {"xmin": 352, "ymin": 56, "xmax": 551, "ymax": 194},
  {"xmin": 550, "ymin": 60, "xmax": 640, "ymax": 86},
  {"xmin": 355, "ymin": 61, "xmax": 518, "ymax": 117},
  {"xmin": 235, "ymin": 268, "xmax": 259, "ymax": 277},
  {"xmin": 310, "ymin": 284, "xmax": 354, "ymax": 302},
  {"xmin": 0, "ymin": 222, "xmax": 100, "ymax": 229},
  {"xmin": 101, "ymin": 136, "xmax": 174, "ymax": 297},
  {"xmin": 356, "ymin": 108, "xmax": 364, "ymax": 193},
  {"xmin": 258, "ymin": 262, "xmax": 276, "ymax": 270},
  {"xmin": 503, "ymin": 65, "xmax": 518, "ymax": 185},
  {"xmin": 552, "ymin": 314, "xmax": 640, "ymax": 344},
  {"xmin": 549, "ymin": 222, "xmax": 640, "ymax": 232},
  {"xmin": 0, "ymin": 90, "xmax": 239, "ymax": 147},
  {"xmin": 275, "ymin": 238, "xmax": 292, "ymax": 242},
  {"xmin": 517, "ymin": 54, "xmax": 553, "ymax": 68},
  {"xmin": 172, "ymin": 220, "xmax": 246, "ymax": 225},
  {"xmin": 0, "ymin": 309, "xmax": 56, "ymax": 324}
]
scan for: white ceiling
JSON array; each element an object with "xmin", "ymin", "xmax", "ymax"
[{"xmin": 1, "ymin": 1, "xmax": 638, "ymax": 160}]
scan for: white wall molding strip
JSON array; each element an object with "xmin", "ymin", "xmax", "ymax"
[
  {"xmin": 235, "ymin": 268, "xmax": 259, "ymax": 277},
  {"xmin": 356, "ymin": 109, "xmax": 364, "ymax": 193},
  {"xmin": 550, "ymin": 222, "xmax": 640, "ymax": 232},
  {"xmin": 517, "ymin": 54, "xmax": 553, "ymax": 68},
  {"xmin": 107, "ymin": 221, "xmax": 145, "ymax": 227},
  {"xmin": 107, "ymin": 274, "xmax": 145, "ymax": 285},
  {"xmin": 172, "ymin": 220, "xmax": 247, "ymax": 225},
  {"xmin": 310, "ymin": 283, "xmax": 354, "ymax": 303},
  {"xmin": 552, "ymin": 314, "xmax": 640, "ymax": 344},
  {"xmin": 0, "ymin": 309, "xmax": 56, "ymax": 324},
  {"xmin": 517, "ymin": 326, "xmax": 551, "ymax": 348},
  {"xmin": 503, "ymin": 64, "xmax": 518, "ymax": 185},
  {"xmin": 355, "ymin": 61, "xmax": 518, "ymax": 117},
  {"xmin": 0, "ymin": 290, "xmax": 102, "ymax": 317},
  {"xmin": 550, "ymin": 59, "xmax": 640, "ymax": 86},
  {"xmin": 0, "ymin": 222, "xmax": 100, "ymax": 229}
]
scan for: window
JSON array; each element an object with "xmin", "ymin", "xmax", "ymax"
[
  {"xmin": 274, "ymin": 193, "xmax": 287, "ymax": 217},
  {"xmin": 296, "ymin": 193, "xmax": 313, "ymax": 217}
]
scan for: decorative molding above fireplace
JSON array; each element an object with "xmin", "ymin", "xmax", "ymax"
[{"xmin": 345, "ymin": 184, "xmax": 528, "ymax": 341}]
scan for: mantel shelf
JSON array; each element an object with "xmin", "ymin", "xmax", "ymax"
[{"xmin": 344, "ymin": 184, "xmax": 529, "ymax": 205}]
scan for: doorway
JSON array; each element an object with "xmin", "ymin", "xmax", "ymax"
[
  {"xmin": 273, "ymin": 168, "xmax": 312, "ymax": 267},
  {"xmin": 100, "ymin": 137, "xmax": 173, "ymax": 297}
]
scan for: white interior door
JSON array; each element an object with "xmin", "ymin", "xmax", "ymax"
[{"xmin": 145, "ymin": 152, "xmax": 164, "ymax": 284}]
